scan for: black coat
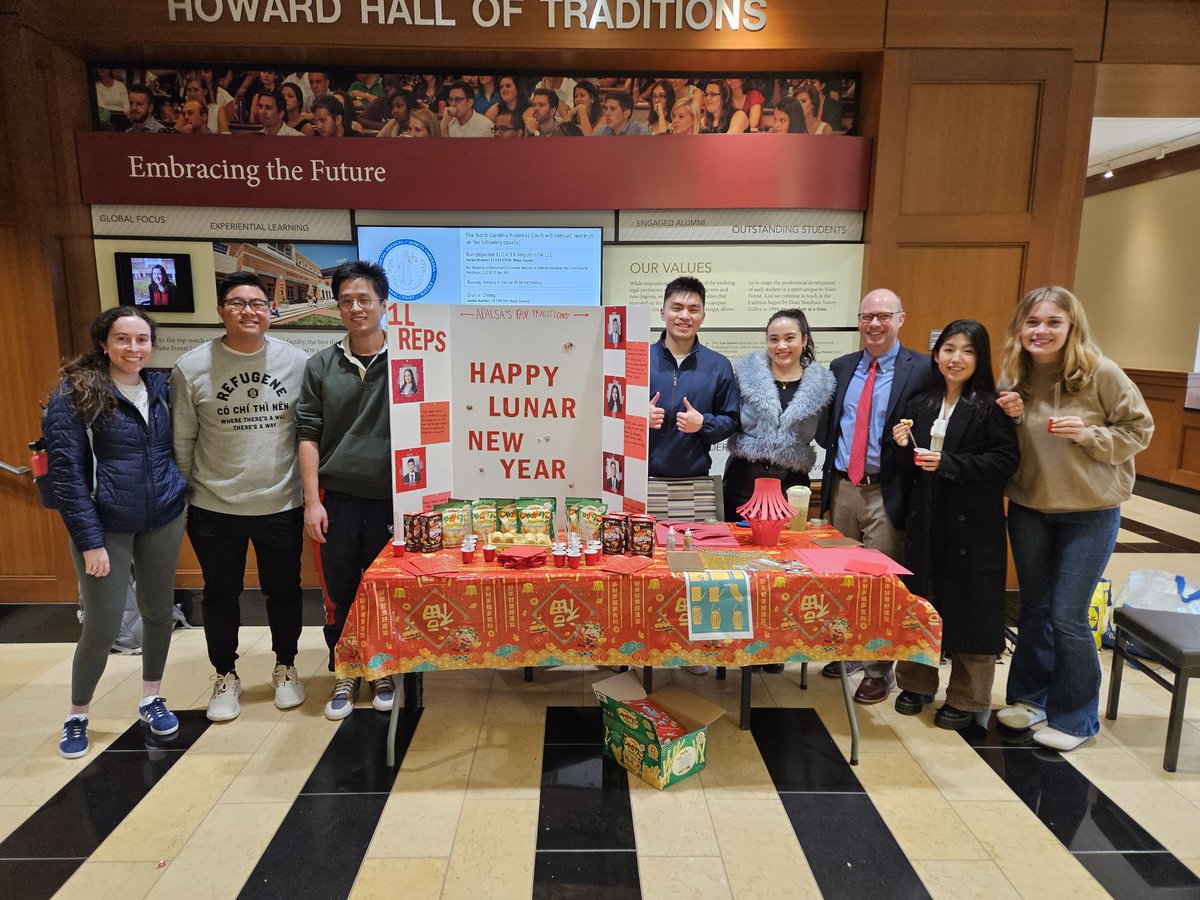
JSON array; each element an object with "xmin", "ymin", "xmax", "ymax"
[{"xmin": 892, "ymin": 393, "xmax": 1019, "ymax": 655}]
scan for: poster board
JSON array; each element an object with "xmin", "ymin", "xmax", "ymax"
[{"xmin": 387, "ymin": 303, "xmax": 650, "ymax": 525}]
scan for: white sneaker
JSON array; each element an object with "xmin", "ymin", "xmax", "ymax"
[
  {"xmin": 207, "ymin": 672, "xmax": 241, "ymax": 722},
  {"xmin": 995, "ymin": 703, "xmax": 1046, "ymax": 730},
  {"xmin": 324, "ymin": 677, "xmax": 360, "ymax": 720},
  {"xmin": 371, "ymin": 675, "xmax": 395, "ymax": 712},
  {"xmin": 272, "ymin": 664, "xmax": 305, "ymax": 710},
  {"xmin": 1033, "ymin": 727, "xmax": 1088, "ymax": 752}
]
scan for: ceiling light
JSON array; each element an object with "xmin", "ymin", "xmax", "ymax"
[{"xmin": 1103, "ymin": 165, "xmax": 1114, "ymax": 178}]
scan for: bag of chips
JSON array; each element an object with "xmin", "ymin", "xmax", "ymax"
[
  {"xmin": 487, "ymin": 498, "xmax": 518, "ymax": 536},
  {"xmin": 566, "ymin": 497, "xmax": 606, "ymax": 541},
  {"xmin": 434, "ymin": 500, "xmax": 471, "ymax": 548},
  {"xmin": 471, "ymin": 499, "xmax": 497, "ymax": 542},
  {"xmin": 517, "ymin": 497, "xmax": 555, "ymax": 535}
]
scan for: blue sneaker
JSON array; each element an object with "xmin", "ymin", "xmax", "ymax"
[
  {"xmin": 59, "ymin": 716, "xmax": 89, "ymax": 759},
  {"xmin": 138, "ymin": 697, "xmax": 179, "ymax": 736}
]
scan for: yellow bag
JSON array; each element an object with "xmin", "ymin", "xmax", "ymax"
[{"xmin": 1087, "ymin": 579, "xmax": 1112, "ymax": 651}]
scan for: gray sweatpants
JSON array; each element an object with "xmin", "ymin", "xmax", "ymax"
[{"xmin": 68, "ymin": 512, "xmax": 186, "ymax": 707}]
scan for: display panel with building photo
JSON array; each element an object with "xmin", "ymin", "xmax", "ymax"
[{"xmin": 212, "ymin": 241, "xmax": 354, "ymax": 326}]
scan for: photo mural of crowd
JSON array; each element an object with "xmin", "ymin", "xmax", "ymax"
[{"xmin": 93, "ymin": 68, "xmax": 857, "ymax": 138}]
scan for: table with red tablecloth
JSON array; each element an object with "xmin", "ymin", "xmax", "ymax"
[{"xmin": 336, "ymin": 525, "xmax": 941, "ymax": 764}]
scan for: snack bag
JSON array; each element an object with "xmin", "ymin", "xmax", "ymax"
[
  {"xmin": 517, "ymin": 497, "xmax": 555, "ymax": 535},
  {"xmin": 435, "ymin": 500, "xmax": 471, "ymax": 548},
  {"xmin": 578, "ymin": 502, "xmax": 608, "ymax": 543},
  {"xmin": 566, "ymin": 497, "xmax": 603, "ymax": 539},
  {"xmin": 488, "ymin": 498, "xmax": 518, "ymax": 536},
  {"xmin": 626, "ymin": 698, "xmax": 686, "ymax": 742},
  {"xmin": 471, "ymin": 500, "xmax": 498, "ymax": 542}
]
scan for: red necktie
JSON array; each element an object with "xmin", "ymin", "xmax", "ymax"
[{"xmin": 848, "ymin": 358, "xmax": 878, "ymax": 485}]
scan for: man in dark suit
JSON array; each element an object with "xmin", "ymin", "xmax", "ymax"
[
  {"xmin": 402, "ymin": 458, "xmax": 421, "ymax": 485},
  {"xmin": 818, "ymin": 288, "xmax": 930, "ymax": 703}
]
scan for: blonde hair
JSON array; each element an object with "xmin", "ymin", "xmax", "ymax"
[
  {"xmin": 670, "ymin": 96, "xmax": 700, "ymax": 134},
  {"xmin": 998, "ymin": 285, "xmax": 1101, "ymax": 396},
  {"xmin": 407, "ymin": 107, "xmax": 442, "ymax": 138}
]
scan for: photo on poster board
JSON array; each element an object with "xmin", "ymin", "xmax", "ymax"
[
  {"xmin": 605, "ymin": 308, "xmax": 625, "ymax": 349},
  {"xmin": 114, "ymin": 252, "xmax": 195, "ymax": 312},
  {"xmin": 396, "ymin": 447, "xmax": 427, "ymax": 491},
  {"xmin": 392, "ymin": 359, "xmax": 424, "ymax": 403},
  {"xmin": 603, "ymin": 452, "xmax": 625, "ymax": 495},
  {"xmin": 604, "ymin": 376, "xmax": 626, "ymax": 419}
]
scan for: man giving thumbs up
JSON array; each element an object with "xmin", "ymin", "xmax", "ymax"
[{"xmin": 648, "ymin": 277, "xmax": 739, "ymax": 477}]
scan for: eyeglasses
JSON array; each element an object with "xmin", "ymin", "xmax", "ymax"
[
  {"xmin": 338, "ymin": 297, "xmax": 378, "ymax": 310},
  {"xmin": 650, "ymin": 92, "xmax": 667, "ymax": 100},
  {"xmin": 449, "ymin": 95, "xmax": 470, "ymax": 104},
  {"xmin": 857, "ymin": 312, "xmax": 900, "ymax": 324},
  {"xmin": 222, "ymin": 299, "xmax": 270, "ymax": 312},
  {"xmin": 492, "ymin": 125, "xmax": 520, "ymax": 133},
  {"xmin": 704, "ymin": 90, "xmax": 722, "ymax": 97}
]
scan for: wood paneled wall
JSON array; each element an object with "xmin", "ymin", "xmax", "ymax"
[
  {"xmin": 862, "ymin": 50, "xmax": 1094, "ymax": 358},
  {"xmin": 1126, "ymin": 371, "xmax": 1200, "ymax": 491}
]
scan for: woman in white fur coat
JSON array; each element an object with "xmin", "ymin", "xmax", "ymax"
[{"xmin": 723, "ymin": 308, "xmax": 836, "ymax": 520}]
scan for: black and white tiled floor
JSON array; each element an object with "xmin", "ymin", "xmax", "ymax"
[{"xmin": 2, "ymin": 484, "xmax": 1200, "ymax": 898}]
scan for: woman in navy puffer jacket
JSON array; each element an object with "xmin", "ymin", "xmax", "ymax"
[{"xmin": 43, "ymin": 306, "xmax": 187, "ymax": 760}]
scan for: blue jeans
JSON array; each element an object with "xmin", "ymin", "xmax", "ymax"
[{"xmin": 1006, "ymin": 502, "xmax": 1120, "ymax": 737}]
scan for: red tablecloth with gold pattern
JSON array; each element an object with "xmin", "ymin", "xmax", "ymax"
[{"xmin": 335, "ymin": 526, "xmax": 942, "ymax": 679}]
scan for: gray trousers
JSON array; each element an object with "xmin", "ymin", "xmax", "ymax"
[
  {"xmin": 828, "ymin": 475, "xmax": 903, "ymax": 679},
  {"xmin": 68, "ymin": 512, "xmax": 186, "ymax": 707}
]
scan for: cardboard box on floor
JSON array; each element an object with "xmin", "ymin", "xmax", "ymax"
[{"xmin": 592, "ymin": 671, "xmax": 726, "ymax": 790}]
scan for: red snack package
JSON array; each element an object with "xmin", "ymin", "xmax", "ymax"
[{"xmin": 626, "ymin": 698, "xmax": 686, "ymax": 742}]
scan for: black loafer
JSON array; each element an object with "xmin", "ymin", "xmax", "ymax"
[
  {"xmin": 894, "ymin": 691, "xmax": 933, "ymax": 716},
  {"xmin": 934, "ymin": 704, "xmax": 976, "ymax": 731}
]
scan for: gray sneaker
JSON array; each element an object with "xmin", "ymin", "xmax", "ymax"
[
  {"xmin": 272, "ymin": 664, "xmax": 305, "ymax": 710},
  {"xmin": 207, "ymin": 672, "xmax": 241, "ymax": 722},
  {"xmin": 324, "ymin": 677, "xmax": 360, "ymax": 720}
]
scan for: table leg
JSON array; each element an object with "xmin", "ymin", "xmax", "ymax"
[
  {"xmin": 740, "ymin": 667, "xmax": 751, "ymax": 730},
  {"xmin": 403, "ymin": 672, "xmax": 424, "ymax": 710},
  {"xmin": 800, "ymin": 662, "xmax": 808, "ymax": 690},
  {"xmin": 715, "ymin": 666, "xmax": 727, "ymax": 681},
  {"xmin": 524, "ymin": 666, "xmax": 533, "ymax": 682},
  {"xmin": 386, "ymin": 693, "xmax": 400, "ymax": 769},
  {"xmin": 643, "ymin": 666, "xmax": 653, "ymax": 693},
  {"xmin": 839, "ymin": 666, "xmax": 860, "ymax": 766}
]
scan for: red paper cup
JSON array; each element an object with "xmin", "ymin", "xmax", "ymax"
[
  {"xmin": 553, "ymin": 552, "xmax": 566, "ymax": 568},
  {"xmin": 567, "ymin": 553, "xmax": 581, "ymax": 569},
  {"xmin": 584, "ymin": 550, "xmax": 599, "ymax": 566},
  {"xmin": 483, "ymin": 545, "xmax": 496, "ymax": 562},
  {"xmin": 461, "ymin": 548, "xmax": 474, "ymax": 564},
  {"xmin": 391, "ymin": 541, "xmax": 405, "ymax": 558}
]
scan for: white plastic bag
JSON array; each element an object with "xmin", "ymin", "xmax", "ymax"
[{"xmin": 1104, "ymin": 570, "xmax": 1200, "ymax": 646}]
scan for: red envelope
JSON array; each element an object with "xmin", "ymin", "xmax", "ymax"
[{"xmin": 601, "ymin": 555, "xmax": 655, "ymax": 575}]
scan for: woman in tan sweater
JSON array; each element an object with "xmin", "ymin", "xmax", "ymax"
[{"xmin": 993, "ymin": 286, "xmax": 1153, "ymax": 751}]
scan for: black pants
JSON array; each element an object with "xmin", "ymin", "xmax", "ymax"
[
  {"xmin": 187, "ymin": 505, "xmax": 304, "ymax": 675},
  {"xmin": 317, "ymin": 489, "xmax": 393, "ymax": 671}
]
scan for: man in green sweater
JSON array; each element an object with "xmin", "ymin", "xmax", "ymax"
[
  {"xmin": 294, "ymin": 260, "xmax": 395, "ymax": 720},
  {"xmin": 171, "ymin": 271, "xmax": 309, "ymax": 722}
]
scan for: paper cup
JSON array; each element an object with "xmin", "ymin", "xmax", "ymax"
[
  {"xmin": 483, "ymin": 545, "xmax": 496, "ymax": 562},
  {"xmin": 391, "ymin": 540, "xmax": 405, "ymax": 558}
]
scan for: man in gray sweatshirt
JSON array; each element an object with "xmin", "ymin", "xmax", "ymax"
[{"xmin": 171, "ymin": 271, "xmax": 309, "ymax": 722}]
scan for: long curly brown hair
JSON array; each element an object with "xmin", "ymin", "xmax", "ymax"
[{"xmin": 55, "ymin": 306, "xmax": 157, "ymax": 422}]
